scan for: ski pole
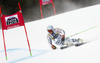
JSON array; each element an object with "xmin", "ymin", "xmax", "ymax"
[{"xmin": 66, "ymin": 25, "xmax": 98, "ymax": 39}]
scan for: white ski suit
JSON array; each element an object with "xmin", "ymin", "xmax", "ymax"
[{"xmin": 47, "ymin": 28, "xmax": 65, "ymax": 46}]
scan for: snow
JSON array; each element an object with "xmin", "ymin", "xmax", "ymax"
[{"xmin": 0, "ymin": 4, "xmax": 100, "ymax": 63}]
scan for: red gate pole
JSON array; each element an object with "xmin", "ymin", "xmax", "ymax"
[
  {"xmin": 24, "ymin": 25, "xmax": 32, "ymax": 56},
  {"xmin": 52, "ymin": 2, "xmax": 56, "ymax": 15},
  {"xmin": 0, "ymin": 6, "xmax": 8, "ymax": 60},
  {"xmin": 18, "ymin": 3, "xmax": 21, "ymax": 11},
  {"xmin": 18, "ymin": 3, "xmax": 32, "ymax": 56},
  {"xmin": 0, "ymin": 6, "xmax": 2, "ymax": 18},
  {"xmin": 40, "ymin": 5, "xmax": 43, "ymax": 19},
  {"xmin": 0, "ymin": 6, "xmax": 1, "ymax": 16},
  {"xmin": 2, "ymin": 30, "xmax": 8, "ymax": 60}
]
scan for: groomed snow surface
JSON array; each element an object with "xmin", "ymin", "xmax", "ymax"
[{"xmin": 0, "ymin": 4, "xmax": 100, "ymax": 63}]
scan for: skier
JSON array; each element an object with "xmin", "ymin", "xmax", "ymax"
[{"xmin": 47, "ymin": 25, "xmax": 83, "ymax": 50}]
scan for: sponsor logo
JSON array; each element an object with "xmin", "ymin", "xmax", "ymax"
[
  {"xmin": 42, "ymin": 0, "xmax": 50, "ymax": 2},
  {"xmin": 6, "ymin": 17, "xmax": 19, "ymax": 25}
]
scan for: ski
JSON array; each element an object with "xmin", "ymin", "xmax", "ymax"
[
  {"xmin": 75, "ymin": 43, "xmax": 84, "ymax": 47},
  {"xmin": 60, "ymin": 46, "xmax": 67, "ymax": 50},
  {"xmin": 60, "ymin": 42, "xmax": 88, "ymax": 50}
]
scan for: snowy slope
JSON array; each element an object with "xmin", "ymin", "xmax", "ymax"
[{"xmin": 0, "ymin": 4, "xmax": 100, "ymax": 63}]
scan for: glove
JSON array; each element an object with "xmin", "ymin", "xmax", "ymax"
[
  {"xmin": 61, "ymin": 35, "xmax": 65, "ymax": 41},
  {"xmin": 61, "ymin": 35, "xmax": 65, "ymax": 39},
  {"xmin": 51, "ymin": 45, "xmax": 56, "ymax": 50}
]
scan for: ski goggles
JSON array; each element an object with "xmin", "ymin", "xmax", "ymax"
[{"xmin": 47, "ymin": 30, "xmax": 53, "ymax": 32}]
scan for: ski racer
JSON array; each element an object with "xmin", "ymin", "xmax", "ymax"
[{"xmin": 47, "ymin": 25, "xmax": 83, "ymax": 50}]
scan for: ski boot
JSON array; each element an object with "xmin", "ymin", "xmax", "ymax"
[{"xmin": 75, "ymin": 38, "xmax": 84, "ymax": 46}]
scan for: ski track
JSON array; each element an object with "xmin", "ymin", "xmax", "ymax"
[{"xmin": 0, "ymin": 49, "xmax": 50, "ymax": 63}]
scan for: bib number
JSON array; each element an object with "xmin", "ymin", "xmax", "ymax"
[{"xmin": 55, "ymin": 39, "xmax": 63, "ymax": 45}]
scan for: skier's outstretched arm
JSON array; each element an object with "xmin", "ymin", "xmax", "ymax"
[{"xmin": 47, "ymin": 36, "xmax": 56, "ymax": 50}]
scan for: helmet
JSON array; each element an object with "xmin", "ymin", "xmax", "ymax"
[{"xmin": 47, "ymin": 25, "xmax": 54, "ymax": 32}]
